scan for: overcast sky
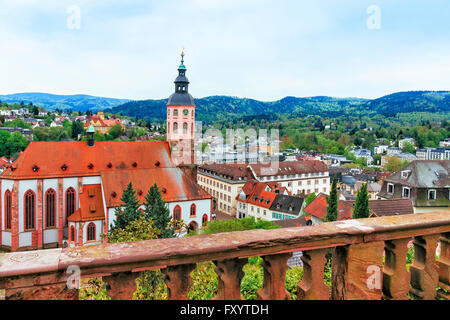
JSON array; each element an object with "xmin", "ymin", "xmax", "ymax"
[{"xmin": 0, "ymin": 0, "xmax": 449, "ymax": 101}]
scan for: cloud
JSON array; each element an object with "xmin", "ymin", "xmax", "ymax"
[{"xmin": 0, "ymin": 0, "xmax": 448, "ymax": 100}]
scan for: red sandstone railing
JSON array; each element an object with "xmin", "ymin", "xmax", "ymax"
[{"xmin": 1, "ymin": 211, "xmax": 450, "ymax": 300}]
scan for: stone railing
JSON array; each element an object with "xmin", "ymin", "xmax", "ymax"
[{"xmin": 1, "ymin": 211, "xmax": 449, "ymax": 300}]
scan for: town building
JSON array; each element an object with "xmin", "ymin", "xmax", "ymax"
[
  {"xmin": 236, "ymin": 180, "xmax": 305, "ymax": 221},
  {"xmin": 84, "ymin": 112, "xmax": 125, "ymax": 134},
  {"xmin": 377, "ymin": 160, "xmax": 450, "ymax": 213},
  {"xmin": 197, "ymin": 160, "xmax": 329, "ymax": 217}
]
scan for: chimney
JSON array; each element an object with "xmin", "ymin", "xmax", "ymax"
[{"xmin": 87, "ymin": 125, "xmax": 95, "ymax": 147}]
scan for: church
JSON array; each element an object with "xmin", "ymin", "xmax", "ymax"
[{"xmin": 0, "ymin": 52, "xmax": 211, "ymax": 251}]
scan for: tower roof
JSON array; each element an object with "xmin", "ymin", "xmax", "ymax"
[{"xmin": 167, "ymin": 49, "xmax": 195, "ymax": 106}]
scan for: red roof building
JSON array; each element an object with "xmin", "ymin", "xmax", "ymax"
[{"xmin": 0, "ymin": 140, "xmax": 212, "ymax": 251}]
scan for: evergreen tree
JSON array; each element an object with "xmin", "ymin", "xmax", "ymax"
[
  {"xmin": 143, "ymin": 183, "xmax": 175, "ymax": 239},
  {"xmin": 110, "ymin": 182, "xmax": 141, "ymax": 232},
  {"xmin": 325, "ymin": 175, "xmax": 338, "ymax": 222},
  {"xmin": 353, "ymin": 183, "xmax": 370, "ymax": 219}
]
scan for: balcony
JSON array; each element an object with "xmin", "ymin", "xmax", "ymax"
[{"xmin": 0, "ymin": 211, "xmax": 449, "ymax": 300}]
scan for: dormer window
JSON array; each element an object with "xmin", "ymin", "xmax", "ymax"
[
  {"xmin": 387, "ymin": 183, "xmax": 394, "ymax": 194},
  {"xmin": 61, "ymin": 164, "xmax": 68, "ymax": 171},
  {"xmin": 401, "ymin": 170, "xmax": 411, "ymax": 179}
]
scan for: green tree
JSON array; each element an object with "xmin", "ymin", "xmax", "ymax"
[
  {"xmin": 402, "ymin": 141, "xmax": 415, "ymax": 154},
  {"xmin": 6, "ymin": 131, "xmax": 29, "ymax": 157},
  {"xmin": 107, "ymin": 124, "xmax": 124, "ymax": 140},
  {"xmin": 325, "ymin": 175, "xmax": 338, "ymax": 222},
  {"xmin": 143, "ymin": 183, "xmax": 175, "ymax": 239},
  {"xmin": 353, "ymin": 183, "xmax": 370, "ymax": 219},
  {"xmin": 304, "ymin": 192, "xmax": 316, "ymax": 206},
  {"xmin": 110, "ymin": 182, "xmax": 141, "ymax": 232},
  {"xmin": 0, "ymin": 130, "xmax": 11, "ymax": 157},
  {"xmin": 71, "ymin": 120, "xmax": 84, "ymax": 139}
]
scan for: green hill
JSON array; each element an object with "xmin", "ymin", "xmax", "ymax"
[{"xmin": 106, "ymin": 91, "xmax": 449, "ymax": 123}]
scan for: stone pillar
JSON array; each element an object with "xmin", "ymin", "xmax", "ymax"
[
  {"xmin": 78, "ymin": 222, "xmax": 84, "ymax": 246},
  {"xmin": 332, "ymin": 241, "xmax": 384, "ymax": 300},
  {"xmin": 163, "ymin": 264, "xmax": 195, "ymax": 300},
  {"xmin": 104, "ymin": 272, "xmax": 139, "ymax": 300},
  {"xmin": 37, "ymin": 179, "xmax": 43, "ymax": 249},
  {"xmin": 383, "ymin": 238, "xmax": 411, "ymax": 300},
  {"xmin": 10, "ymin": 181, "xmax": 19, "ymax": 251},
  {"xmin": 437, "ymin": 232, "xmax": 450, "ymax": 300},
  {"xmin": 410, "ymin": 235, "xmax": 439, "ymax": 300},
  {"xmin": 213, "ymin": 258, "xmax": 246, "ymax": 300},
  {"xmin": 297, "ymin": 248, "xmax": 330, "ymax": 300},
  {"xmin": 257, "ymin": 253, "xmax": 292, "ymax": 300},
  {"xmin": 58, "ymin": 178, "xmax": 64, "ymax": 245}
]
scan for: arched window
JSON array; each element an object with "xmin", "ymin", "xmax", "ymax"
[
  {"xmin": 173, "ymin": 205, "xmax": 181, "ymax": 221},
  {"xmin": 202, "ymin": 214, "xmax": 208, "ymax": 226},
  {"xmin": 87, "ymin": 223, "xmax": 96, "ymax": 241},
  {"xmin": 45, "ymin": 189, "xmax": 56, "ymax": 228},
  {"xmin": 173, "ymin": 109, "xmax": 178, "ymax": 116},
  {"xmin": 183, "ymin": 122, "xmax": 188, "ymax": 134},
  {"xmin": 4, "ymin": 190, "xmax": 11, "ymax": 230},
  {"xmin": 190, "ymin": 204, "xmax": 196, "ymax": 217},
  {"xmin": 173, "ymin": 122, "xmax": 178, "ymax": 133},
  {"xmin": 24, "ymin": 190, "xmax": 35, "ymax": 230},
  {"xmin": 66, "ymin": 187, "xmax": 76, "ymax": 224},
  {"xmin": 70, "ymin": 226, "xmax": 75, "ymax": 242}
]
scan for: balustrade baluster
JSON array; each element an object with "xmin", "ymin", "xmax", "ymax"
[
  {"xmin": 437, "ymin": 232, "xmax": 450, "ymax": 300},
  {"xmin": 213, "ymin": 258, "xmax": 246, "ymax": 300},
  {"xmin": 409, "ymin": 235, "xmax": 439, "ymax": 300},
  {"xmin": 383, "ymin": 238, "xmax": 411, "ymax": 300},
  {"xmin": 257, "ymin": 253, "xmax": 292, "ymax": 300},
  {"xmin": 163, "ymin": 264, "xmax": 195, "ymax": 300},
  {"xmin": 103, "ymin": 271, "xmax": 139, "ymax": 300},
  {"xmin": 297, "ymin": 248, "xmax": 330, "ymax": 300}
]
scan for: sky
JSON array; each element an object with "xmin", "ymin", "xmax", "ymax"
[{"xmin": 0, "ymin": 0, "xmax": 449, "ymax": 101}]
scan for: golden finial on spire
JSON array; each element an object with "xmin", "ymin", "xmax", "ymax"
[{"xmin": 181, "ymin": 46, "xmax": 185, "ymax": 64}]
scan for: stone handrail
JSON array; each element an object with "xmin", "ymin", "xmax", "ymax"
[{"xmin": 1, "ymin": 211, "xmax": 450, "ymax": 300}]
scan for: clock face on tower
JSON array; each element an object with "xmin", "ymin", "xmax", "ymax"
[{"xmin": 183, "ymin": 109, "xmax": 189, "ymax": 115}]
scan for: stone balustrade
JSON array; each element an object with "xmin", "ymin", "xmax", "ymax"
[{"xmin": 1, "ymin": 211, "xmax": 450, "ymax": 300}]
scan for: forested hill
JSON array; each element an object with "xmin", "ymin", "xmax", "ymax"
[
  {"xmin": 0, "ymin": 92, "xmax": 130, "ymax": 112},
  {"xmin": 105, "ymin": 90, "xmax": 450, "ymax": 123}
]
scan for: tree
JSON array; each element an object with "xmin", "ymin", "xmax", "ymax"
[
  {"xmin": 71, "ymin": 120, "xmax": 84, "ymax": 139},
  {"xmin": 325, "ymin": 175, "xmax": 338, "ymax": 222},
  {"xmin": 110, "ymin": 182, "xmax": 141, "ymax": 232},
  {"xmin": 107, "ymin": 124, "xmax": 125, "ymax": 140},
  {"xmin": 143, "ymin": 183, "xmax": 175, "ymax": 239},
  {"xmin": 0, "ymin": 130, "xmax": 11, "ymax": 157},
  {"xmin": 402, "ymin": 141, "xmax": 415, "ymax": 154},
  {"xmin": 383, "ymin": 156, "xmax": 408, "ymax": 172},
  {"xmin": 304, "ymin": 192, "xmax": 316, "ymax": 206},
  {"xmin": 353, "ymin": 183, "xmax": 370, "ymax": 219},
  {"xmin": 6, "ymin": 131, "xmax": 29, "ymax": 157}
]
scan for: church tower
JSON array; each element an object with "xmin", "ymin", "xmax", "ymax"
[{"xmin": 166, "ymin": 49, "xmax": 196, "ymax": 165}]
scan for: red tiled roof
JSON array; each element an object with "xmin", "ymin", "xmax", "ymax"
[
  {"xmin": 249, "ymin": 160, "xmax": 328, "ymax": 177},
  {"xmin": 199, "ymin": 163, "xmax": 251, "ymax": 181},
  {"xmin": 101, "ymin": 167, "xmax": 212, "ymax": 207},
  {"xmin": 0, "ymin": 141, "xmax": 175, "ymax": 180},
  {"xmin": 303, "ymin": 193, "xmax": 353, "ymax": 221},
  {"xmin": 237, "ymin": 180, "xmax": 278, "ymax": 209},
  {"xmin": 68, "ymin": 184, "xmax": 105, "ymax": 222}
]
